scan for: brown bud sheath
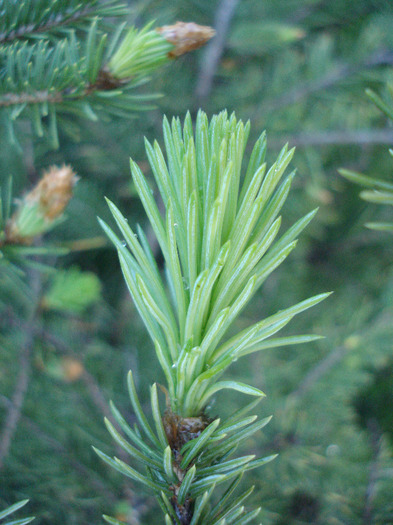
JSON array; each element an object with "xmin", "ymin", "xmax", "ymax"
[
  {"xmin": 5, "ymin": 164, "xmax": 77, "ymax": 243},
  {"xmin": 27, "ymin": 164, "xmax": 77, "ymax": 220},
  {"xmin": 156, "ymin": 22, "xmax": 216, "ymax": 58}
]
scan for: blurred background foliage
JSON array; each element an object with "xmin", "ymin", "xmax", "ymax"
[{"xmin": 1, "ymin": 0, "xmax": 393, "ymax": 523}]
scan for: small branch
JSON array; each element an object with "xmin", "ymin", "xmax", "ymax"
[
  {"xmin": 0, "ymin": 269, "xmax": 41, "ymax": 469},
  {"xmin": 82, "ymin": 370, "xmax": 114, "ymax": 422},
  {"xmin": 288, "ymin": 345, "xmax": 350, "ymax": 403},
  {"xmin": 194, "ymin": 0, "xmax": 240, "ymax": 107},
  {"xmin": 0, "ymin": 70, "xmax": 125, "ymax": 110},
  {"xmin": 0, "ymin": 334, "xmax": 32, "ymax": 468},
  {"xmin": 0, "ymin": 5, "xmax": 100, "ymax": 44},
  {"xmin": 363, "ymin": 419, "xmax": 383, "ymax": 525},
  {"xmin": 0, "ymin": 83, "xmax": 99, "ymax": 109},
  {"xmin": 0, "ymin": 91, "xmax": 63, "ymax": 108},
  {"xmin": 268, "ymin": 128, "xmax": 393, "ymax": 149},
  {"xmin": 257, "ymin": 48, "xmax": 393, "ymax": 117},
  {"xmin": 268, "ymin": 64, "xmax": 351, "ymax": 112},
  {"xmin": 0, "ymin": 393, "xmax": 118, "ymax": 501}
]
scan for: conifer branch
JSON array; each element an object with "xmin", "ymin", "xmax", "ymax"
[
  {"xmin": 0, "ymin": 0, "xmax": 126, "ymax": 44},
  {"xmin": 0, "ymin": 21, "xmax": 215, "ymax": 143}
]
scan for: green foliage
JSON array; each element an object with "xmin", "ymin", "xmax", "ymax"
[
  {"xmin": 107, "ymin": 23, "xmax": 174, "ymax": 79},
  {"xmin": 101, "ymin": 111, "xmax": 328, "ymax": 417},
  {"xmin": 42, "ymin": 266, "xmax": 101, "ymax": 313},
  {"xmin": 0, "ymin": 4, "xmax": 185, "ymax": 147},
  {"xmin": 0, "ymin": 499, "xmax": 34, "ymax": 525}
]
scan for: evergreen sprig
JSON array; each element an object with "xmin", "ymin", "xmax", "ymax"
[
  {"xmin": 98, "ymin": 110, "xmax": 329, "ymax": 523},
  {"xmin": 0, "ymin": 22, "xmax": 164, "ymax": 145}
]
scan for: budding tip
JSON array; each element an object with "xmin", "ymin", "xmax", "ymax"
[
  {"xmin": 156, "ymin": 21, "xmax": 216, "ymax": 58},
  {"xmin": 32, "ymin": 164, "xmax": 78, "ymax": 220},
  {"xmin": 5, "ymin": 164, "xmax": 78, "ymax": 244}
]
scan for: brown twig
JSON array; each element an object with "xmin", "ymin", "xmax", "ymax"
[
  {"xmin": 0, "ymin": 269, "xmax": 41, "ymax": 469},
  {"xmin": 0, "ymin": 335, "xmax": 33, "ymax": 468},
  {"xmin": 0, "ymin": 69, "xmax": 123, "ymax": 110},
  {"xmin": 82, "ymin": 369, "xmax": 115, "ymax": 422},
  {"xmin": 194, "ymin": 0, "xmax": 240, "ymax": 107},
  {"xmin": 0, "ymin": 91, "xmax": 63, "ymax": 108},
  {"xmin": 363, "ymin": 419, "xmax": 383, "ymax": 525}
]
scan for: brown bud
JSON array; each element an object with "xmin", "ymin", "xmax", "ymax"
[
  {"xmin": 27, "ymin": 164, "xmax": 77, "ymax": 220},
  {"xmin": 156, "ymin": 22, "xmax": 215, "ymax": 58},
  {"xmin": 5, "ymin": 164, "xmax": 77, "ymax": 244}
]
